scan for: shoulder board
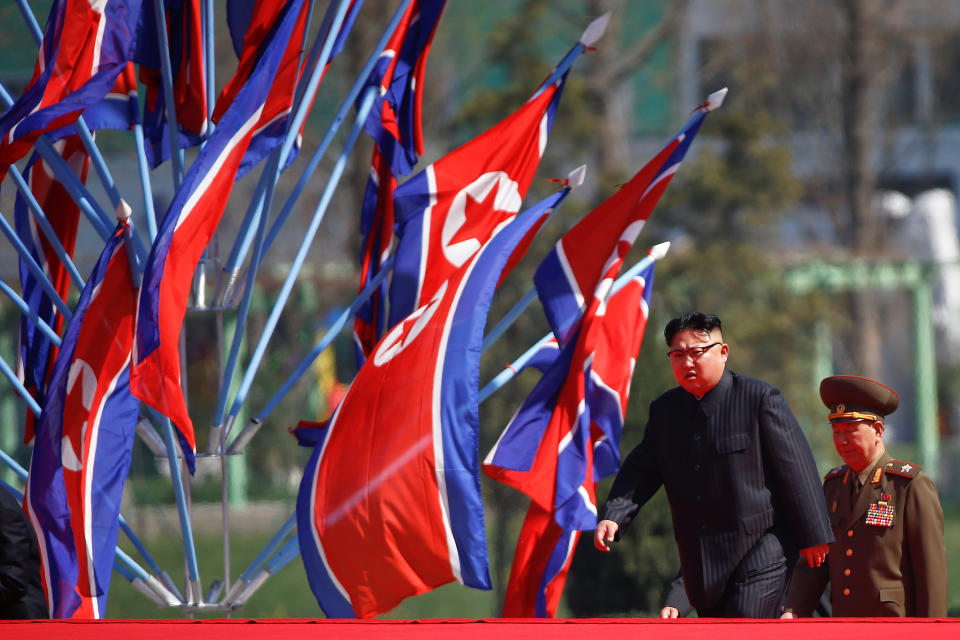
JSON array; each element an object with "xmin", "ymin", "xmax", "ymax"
[
  {"xmin": 884, "ymin": 459, "xmax": 922, "ymax": 479},
  {"xmin": 824, "ymin": 466, "xmax": 847, "ymax": 480}
]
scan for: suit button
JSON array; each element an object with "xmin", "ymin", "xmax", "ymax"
[
  {"xmin": 845, "ymin": 549, "xmax": 853, "ymax": 557},
  {"xmin": 844, "ymin": 569, "xmax": 851, "ymax": 576},
  {"xmin": 847, "ymin": 530, "xmax": 853, "ymax": 537},
  {"xmin": 693, "ymin": 433, "xmax": 702, "ymax": 441},
  {"xmin": 693, "ymin": 464, "xmax": 701, "ymax": 471},
  {"xmin": 696, "ymin": 495, "xmax": 703, "ymax": 502},
  {"xmin": 843, "ymin": 588, "xmax": 851, "ymax": 596}
]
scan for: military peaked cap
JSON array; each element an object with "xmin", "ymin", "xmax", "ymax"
[{"xmin": 820, "ymin": 375, "xmax": 900, "ymax": 423}]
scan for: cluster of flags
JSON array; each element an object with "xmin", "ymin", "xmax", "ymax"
[{"xmin": 0, "ymin": 0, "xmax": 727, "ymax": 622}]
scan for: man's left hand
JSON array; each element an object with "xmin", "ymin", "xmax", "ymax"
[{"xmin": 799, "ymin": 543, "xmax": 829, "ymax": 567}]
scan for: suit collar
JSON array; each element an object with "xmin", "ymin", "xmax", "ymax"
[{"xmin": 696, "ymin": 368, "xmax": 732, "ymax": 416}]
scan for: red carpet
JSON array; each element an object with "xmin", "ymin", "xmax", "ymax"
[{"xmin": 1, "ymin": 618, "xmax": 958, "ymax": 639}]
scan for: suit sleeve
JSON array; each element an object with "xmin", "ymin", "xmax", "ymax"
[
  {"xmin": 785, "ymin": 557, "xmax": 830, "ymax": 616},
  {"xmin": 663, "ymin": 572, "xmax": 693, "ymax": 616},
  {"xmin": 757, "ymin": 387, "xmax": 834, "ymax": 549},
  {"xmin": 0, "ymin": 495, "xmax": 33, "ymax": 607},
  {"xmin": 904, "ymin": 473, "xmax": 947, "ymax": 617},
  {"xmin": 598, "ymin": 401, "xmax": 663, "ymax": 539}
]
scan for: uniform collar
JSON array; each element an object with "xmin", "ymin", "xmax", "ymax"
[{"xmin": 857, "ymin": 445, "xmax": 888, "ymax": 487}]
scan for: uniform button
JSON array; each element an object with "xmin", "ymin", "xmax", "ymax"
[
  {"xmin": 843, "ymin": 588, "xmax": 851, "ymax": 596},
  {"xmin": 846, "ymin": 549, "xmax": 853, "ymax": 557},
  {"xmin": 844, "ymin": 569, "xmax": 851, "ymax": 576},
  {"xmin": 696, "ymin": 495, "xmax": 703, "ymax": 502},
  {"xmin": 693, "ymin": 433, "xmax": 702, "ymax": 441},
  {"xmin": 847, "ymin": 530, "xmax": 853, "ymax": 537},
  {"xmin": 693, "ymin": 464, "xmax": 701, "ymax": 471}
]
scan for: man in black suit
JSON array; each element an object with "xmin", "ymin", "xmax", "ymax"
[
  {"xmin": 0, "ymin": 484, "xmax": 47, "ymax": 619},
  {"xmin": 594, "ymin": 312, "xmax": 833, "ymax": 617}
]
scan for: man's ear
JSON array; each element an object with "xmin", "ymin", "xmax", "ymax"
[{"xmin": 873, "ymin": 420, "xmax": 885, "ymax": 439}]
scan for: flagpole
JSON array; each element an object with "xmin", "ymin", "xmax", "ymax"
[
  {"xmin": 151, "ymin": 0, "xmax": 186, "ymax": 188},
  {"xmin": 528, "ymin": 13, "xmax": 610, "ymax": 103},
  {"xmin": 17, "ymin": 0, "xmax": 143, "ymax": 253},
  {"xmin": 0, "ymin": 278, "xmax": 62, "ymax": 346},
  {"xmin": 225, "ymin": 87, "xmax": 378, "ymax": 428},
  {"xmin": 211, "ymin": 152, "xmax": 283, "ymax": 447},
  {"xmin": 0, "ymin": 81, "xmax": 115, "ymax": 245},
  {"xmin": 5, "ymin": 165, "xmax": 86, "ymax": 291},
  {"xmin": 226, "ymin": 534, "xmax": 300, "ymax": 608},
  {"xmin": 203, "ymin": 0, "xmax": 215, "ymax": 126},
  {"xmin": 156, "ymin": 411, "xmax": 203, "ymax": 602},
  {"xmin": 219, "ymin": 512, "xmax": 296, "ymax": 606},
  {"xmin": 0, "ymin": 448, "xmax": 183, "ymax": 605},
  {"xmin": 225, "ymin": 257, "xmax": 395, "ymax": 454},
  {"xmin": 220, "ymin": 0, "xmax": 413, "ymax": 296},
  {"xmin": 478, "ymin": 243, "xmax": 671, "ymax": 403},
  {"xmin": 0, "ymin": 352, "xmax": 42, "ymax": 417},
  {"xmin": 217, "ymin": 0, "xmax": 358, "ymax": 304},
  {"xmin": 0, "ymin": 212, "xmax": 73, "ymax": 320},
  {"xmin": 131, "ymin": 99, "xmax": 160, "ymax": 242}
]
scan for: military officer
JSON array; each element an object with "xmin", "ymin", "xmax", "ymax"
[{"xmin": 783, "ymin": 375, "xmax": 947, "ymax": 617}]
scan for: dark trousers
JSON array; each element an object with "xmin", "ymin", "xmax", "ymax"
[{"xmin": 697, "ymin": 531, "xmax": 789, "ymax": 618}]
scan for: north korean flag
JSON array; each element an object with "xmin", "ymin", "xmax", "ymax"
[
  {"xmin": 15, "ymin": 136, "xmax": 90, "ymax": 444},
  {"xmin": 386, "ymin": 59, "xmax": 571, "ymax": 329},
  {"xmin": 296, "ymin": 187, "xmax": 571, "ymax": 618},
  {"xmin": 0, "ymin": 0, "xmax": 142, "ymax": 181},
  {"xmin": 534, "ymin": 88, "xmax": 727, "ymax": 345},
  {"xmin": 25, "ymin": 223, "xmax": 140, "ymax": 619},
  {"xmin": 131, "ymin": 0, "xmax": 309, "ymax": 468},
  {"xmin": 135, "ymin": 0, "xmax": 208, "ymax": 167},
  {"xmin": 217, "ymin": 0, "xmax": 327, "ymax": 179},
  {"xmin": 485, "ymin": 259, "xmax": 660, "ymax": 617},
  {"xmin": 353, "ymin": 0, "xmax": 446, "ymax": 362}
]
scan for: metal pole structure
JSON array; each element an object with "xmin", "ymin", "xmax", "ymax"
[{"xmin": 151, "ymin": 0, "xmax": 186, "ymax": 189}]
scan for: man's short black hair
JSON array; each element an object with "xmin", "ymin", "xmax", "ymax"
[{"xmin": 664, "ymin": 312, "xmax": 723, "ymax": 346}]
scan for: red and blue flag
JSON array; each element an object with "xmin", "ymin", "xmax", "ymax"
[
  {"xmin": 386, "ymin": 63, "xmax": 570, "ymax": 329},
  {"xmin": 484, "ymin": 258, "xmax": 659, "ymax": 617},
  {"xmin": 15, "ymin": 136, "xmax": 90, "ymax": 444},
  {"xmin": 483, "ymin": 88, "xmax": 726, "ymax": 617},
  {"xmin": 0, "ymin": 0, "xmax": 142, "ymax": 181},
  {"xmin": 24, "ymin": 222, "xmax": 140, "ymax": 619},
  {"xmin": 353, "ymin": 0, "xmax": 446, "ymax": 362},
  {"xmin": 296, "ymin": 186, "xmax": 571, "ymax": 618},
  {"xmin": 217, "ymin": 0, "xmax": 334, "ymax": 179},
  {"xmin": 131, "ymin": 0, "xmax": 310, "ymax": 469},
  {"xmin": 534, "ymin": 88, "xmax": 727, "ymax": 346},
  {"xmin": 135, "ymin": 0, "xmax": 208, "ymax": 167}
]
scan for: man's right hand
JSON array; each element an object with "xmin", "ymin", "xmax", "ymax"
[{"xmin": 594, "ymin": 520, "xmax": 619, "ymax": 551}]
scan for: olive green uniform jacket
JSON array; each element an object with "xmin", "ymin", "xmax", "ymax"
[{"xmin": 785, "ymin": 451, "xmax": 947, "ymax": 617}]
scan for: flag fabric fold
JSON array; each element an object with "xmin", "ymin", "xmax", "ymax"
[
  {"xmin": 25, "ymin": 223, "xmax": 140, "ymax": 619},
  {"xmin": 533, "ymin": 93, "xmax": 721, "ymax": 346},
  {"xmin": 386, "ymin": 64, "xmax": 569, "ymax": 329},
  {"xmin": 15, "ymin": 136, "xmax": 90, "ymax": 444},
  {"xmin": 131, "ymin": 0, "xmax": 309, "ymax": 469},
  {"xmin": 135, "ymin": 0, "xmax": 208, "ymax": 167},
  {"xmin": 353, "ymin": 0, "xmax": 446, "ymax": 363},
  {"xmin": 216, "ymin": 0, "xmax": 330, "ymax": 179},
  {"xmin": 485, "ymin": 260, "xmax": 659, "ymax": 617},
  {"xmin": 297, "ymin": 187, "xmax": 571, "ymax": 618},
  {"xmin": 0, "ymin": 0, "xmax": 142, "ymax": 181}
]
